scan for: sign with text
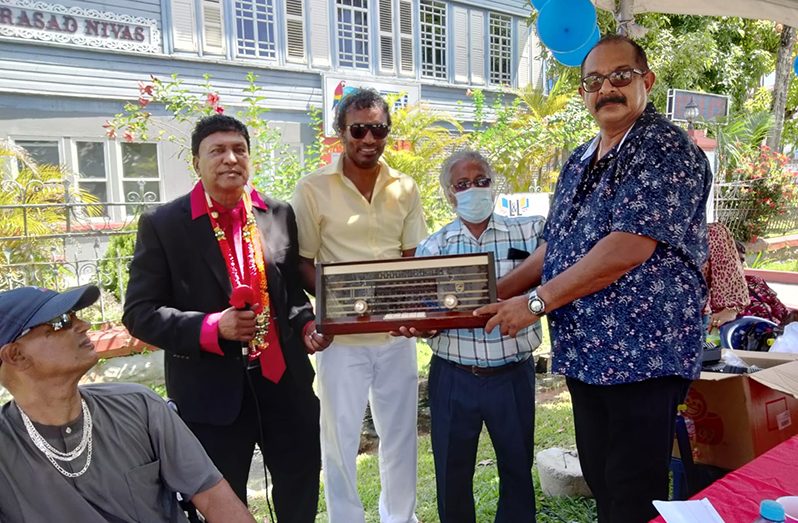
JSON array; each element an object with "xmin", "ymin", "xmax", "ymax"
[
  {"xmin": 0, "ymin": 0, "xmax": 160, "ymax": 53},
  {"xmin": 666, "ymin": 89, "xmax": 730, "ymax": 124},
  {"xmin": 322, "ymin": 75, "xmax": 421, "ymax": 137}
]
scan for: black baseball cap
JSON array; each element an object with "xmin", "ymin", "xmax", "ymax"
[{"xmin": 0, "ymin": 285, "xmax": 100, "ymax": 346}]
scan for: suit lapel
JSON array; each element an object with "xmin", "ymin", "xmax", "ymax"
[
  {"xmin": 182, "ymin": 199, "xmax": 232, "ymax": 295},
  {"xmin": 253, "ymin": 205, "xmax": 278, "ymax": 284}
]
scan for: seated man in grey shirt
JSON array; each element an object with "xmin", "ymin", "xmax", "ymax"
[{"xmin": 0, "ymin": 284, "xmax": 255, "ymax": 523}]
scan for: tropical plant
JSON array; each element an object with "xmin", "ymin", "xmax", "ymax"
[
  {"xmin": 467, "ymin": 82, "xmax": 595, "ymax": 193},
  {"xmin": 708, "ymin": 109, "xmax": 774, "ymax": 181},
  {"xmin": 105, "ymin": 72, "xmax": 328, "ymax": 202},
  {"xmin": 0, "ymin": 139, "xmax": 99, "ymax": 288},
  {"xmin": 97, "ymin": 231, "xmax": 137, "ymax": 301},
  {"xmin": 383, "ymin": 97, "xmax": 467, "ymax": 230},
  {"xmin": 730, "ymin": 145, "xmax": 797, "ymax": 240}
]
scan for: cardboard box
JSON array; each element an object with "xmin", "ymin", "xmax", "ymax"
[{"xmin": 682, "ymin": 350, "xmax": 798, "ymax": 470}]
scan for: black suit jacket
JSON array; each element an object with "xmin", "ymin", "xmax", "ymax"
[{"xmin": 122, "ymin": 192, "xmax": 315, "ymax": 425}]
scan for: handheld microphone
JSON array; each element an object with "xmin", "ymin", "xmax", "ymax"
[{"xmin": 229, "ymin": 285, "xmax": 257, "ymax": 358}]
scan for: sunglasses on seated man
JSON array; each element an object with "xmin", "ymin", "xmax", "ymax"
[
  {"xmin": 16, "ymin": 311, "xmax": 77, "ymax": 340},
  {"xmin": 346, "ymin": 123, "xmax": 391, "ymax": 140},
  {"xmin": 580, "ymin": 68, "xmax": 648, "ymax": 93}
]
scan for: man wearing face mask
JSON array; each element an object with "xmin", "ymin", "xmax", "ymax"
[{"xmin": 395, "ymin": 150, "xmax": 544, "ymax": 523}]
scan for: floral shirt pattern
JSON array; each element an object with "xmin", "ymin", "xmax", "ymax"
[{"xmin": 543, "ymin": 103, "xmax": 712, "ymax": 385}]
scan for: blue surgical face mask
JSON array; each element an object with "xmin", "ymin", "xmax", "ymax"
[{"xmin": 454, "ymin": 187, "xmax": 494, "ymax": 223}]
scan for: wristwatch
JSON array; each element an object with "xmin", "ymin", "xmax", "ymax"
[{"xmin": 527, "ymin": 290, "xmax": 546, "ymax": 316}]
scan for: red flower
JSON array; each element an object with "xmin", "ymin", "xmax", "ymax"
[
  {"xmin": 207, "ymin": 92, "xmax": 220, "ymax": 106},
  {"xmin": 215, "ymin": 106, "xmax": 225, "ymax": 114},
  {"xmin": 123, "ymin": 131, "xmax": 135, "ymax": 143},
  {"xmin": 138, "ymin": 97, "xmax": 150, "ymax": 107},
  {"xmin": 138, "ymin": 81, "xmax": 154, "ymax": 96},
  {"xmin": 102, "ymin": 121, "xmax": 116, "ymax": 139}
]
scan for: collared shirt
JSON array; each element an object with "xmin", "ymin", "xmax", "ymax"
[
  {"xmin": 0, "ymin": 383, "xmax": 222, "ymax": 523},
  {"xmin": 292, "ymin": 156, "xmax": 428, "ymax": 346},
  {"xmin": 416, "ymin": 213, "xmax": 545, "ymax": 367},
  {"xmin": 543, "ymin": 103, "xmax": 712, "ymax": 385}
]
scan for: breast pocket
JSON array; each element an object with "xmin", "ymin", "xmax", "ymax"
[
  {"xmin": 497, "ymin": 259, "xmax": 523, "ymax": 279},
  {"xmin": 125, "ymin": 460, "xmax": 171, "ymax": 522}
]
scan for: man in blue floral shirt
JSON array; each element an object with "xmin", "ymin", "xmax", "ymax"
[{"xmin": 478, "ymin": 35, "xmax": 711, "ymax": 523}]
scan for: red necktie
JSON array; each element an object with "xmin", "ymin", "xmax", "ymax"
[{"xmin": 259, "ymin": 314, "xmax": 286, "ymax": 383}]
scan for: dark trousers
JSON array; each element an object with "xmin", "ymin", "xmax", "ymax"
[
  {"xmin": 566, "ymin": 376, "xmax": 691, "ymax": 523},
  {"xmin": 429, "ymin": 355, "xmax": 536, "ymax": 523},
  {"xmin": 186, "ymin": 369, "xmax": 321, "ymax": 523}
]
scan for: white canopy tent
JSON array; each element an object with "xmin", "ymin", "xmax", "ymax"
[{"xmin": 594, "ymin": 0, "xmax": 798, "ymax": 27}]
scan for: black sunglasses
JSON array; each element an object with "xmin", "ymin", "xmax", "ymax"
[
  {"xmin": 17, "ymin": 311, "xmax": 76, "ymax": 340},
  {"xmin": 347, "ymin": 123, "xmax": 391, "ymax": 140},
  {"xmin": 581, "ymin": 68, "xmax": 647, "ymax": 93},
  {"xmin": 452, "ymin": 177, "xmax": 492, "ymax": 192}
]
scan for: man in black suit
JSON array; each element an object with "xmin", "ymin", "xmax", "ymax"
[{"xmin": 123, "ymin": 114, "xmax": 330, "ymax": 522}]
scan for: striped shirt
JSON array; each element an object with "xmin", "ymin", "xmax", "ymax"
[{"xmin": 416, "ymin": 213, "xmax": 546, "ymax": 367}]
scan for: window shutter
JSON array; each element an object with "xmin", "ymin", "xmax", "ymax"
[
  {"xmin": 398, "ymin": 0, "xmax": 414, "ymax": 75},
  {"xmin": 286, "ymin": 0, "xmax": 306, "ymax": 62},
  {"xmin": 171, "ymin": 0, "xmax": 198, "ymax": 52},
  {"xmin": 517, "ymin": 21, "xmax": 531, "ymax": 89},
  {"xmin": 308, "ymin": 0, "xmax": 331, "ymax": 68},
  {"xmin": 202, "ymin": 0, "xmax": 225, "ymax": 54},
  {"xmin": 453, "ymin": 6, "xmax": 468, "ymax": 83},
  {"xmin": 379, "ymin": 0, "xmax": 394, "ymax": 72},
  {"xmin": 470, "ymin": 10, "xmax": 484, "ymax": 85}
]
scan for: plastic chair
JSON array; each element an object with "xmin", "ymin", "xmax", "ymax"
[{"xmin": 718, "ymin": 316, "xmax": 778, "ymax": 350}]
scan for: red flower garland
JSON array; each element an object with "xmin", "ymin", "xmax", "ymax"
[{"xmin": 204, "ymin": 188, "xmax": 271, "ymax": 360}]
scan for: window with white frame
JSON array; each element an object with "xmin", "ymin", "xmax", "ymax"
[
  {"xmin": 234, "ymin": 0, "xmax": 277, "ymax": 58},
  {"xmin": 76, "ymin": 141, "xmax": 109, "ymax": 203},
  {"xmin": 336, "ymin": 0, "xmax": 370, "ymax": 69},
  {"xmin": 489, "ymin": 13, "xmax": 512, "ymax": 85},
  {"xmin": 420, "ymin": 0, "xmax": 447, "ymax": 79},
  {"xmin": 122, "ymin": 143, "xmax": 161, "ymax": 207},
  {"xmin": 12, "ymin": 139, "xmax": 161, "ymax": 218},
  {"xmin": 15, "ymin": 140, "xmax": 60, "ymax": 170}
]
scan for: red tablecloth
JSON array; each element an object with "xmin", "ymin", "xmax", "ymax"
[{"xmin": 651, "ymin": 435, "xmax": 798, "ymax": 523}]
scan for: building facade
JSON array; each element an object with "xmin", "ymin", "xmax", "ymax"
[{"xmin": 0, "ymin": 0, "xmax": 544, "ymax": 206}]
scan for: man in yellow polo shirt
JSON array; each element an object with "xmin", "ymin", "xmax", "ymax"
[{"xmin": 292, "ymin": 88, "xmax": 427, "ymax": 523}]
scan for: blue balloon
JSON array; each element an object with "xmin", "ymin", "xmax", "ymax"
[
  {"xmin": 552, "ymin": 25, "xmax": 600, "ymax": 67},
  {"xmin": 530, "ymin": 0, "xmax": 551, "ymax": 10},
  {"xmin": 537, "ymin": 0, "xmax": 597, "ymax": 53}
]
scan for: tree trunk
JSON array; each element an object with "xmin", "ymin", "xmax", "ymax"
[{"xmin": 768, "ymin": 25, "xmax": 797, "ymax": 152}]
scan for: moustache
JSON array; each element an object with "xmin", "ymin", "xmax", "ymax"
[{"xmin": 596, "ymin": 96, "xmax": 627, "ymax": 110}]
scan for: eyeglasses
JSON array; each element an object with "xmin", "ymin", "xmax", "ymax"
[
  {"xmin": 580, "ymin": 68, "xmax": 648, "ymax": 93},
  {"xmin": 346, "ymin": 123, "xmax": 391, "ymax": 140},
  {"xmin": 17, "ymin": 311, "xmax": 76, "ymax": 340},
  {"xmin": 451, "ymin": 177, "xmax": 492, "ymax": 192}
]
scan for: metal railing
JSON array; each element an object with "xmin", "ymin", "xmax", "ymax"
[
  {"xmin": 0, "ymin": 178, "xmax": 160, "ymax": 324},
  {"xmin": 714, "ymin": 180, "xmax": 798, "ymax": 239}
]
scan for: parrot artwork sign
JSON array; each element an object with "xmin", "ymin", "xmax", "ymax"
[{"xmin": 322, "ymin": 75, "xmax": 420, "ymax": 137}]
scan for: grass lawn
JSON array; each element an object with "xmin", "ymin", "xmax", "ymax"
[
  {"xmin": 754, "ymin": 258, "xmax": 798, "ymax": 272},
  {"xmin": 251, "ymin": 320, "xmax": 597, "ymax": 522}
]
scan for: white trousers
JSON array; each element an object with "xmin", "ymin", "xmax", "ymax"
[{"xmin": 317, "ymin": 336, "xmax": 419, "ymax": 523}]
